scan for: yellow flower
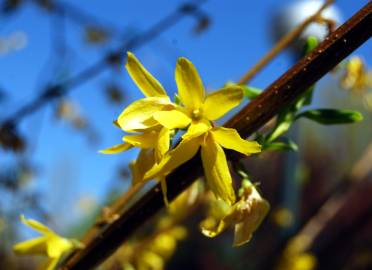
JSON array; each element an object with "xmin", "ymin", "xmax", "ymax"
[
  {"xmin": 200, "ymin": 181, "xmax": 269, "ymax": 246},
  {"xmin": 13, "ymin": 215, "xmax": 83, "ymax": 270},
  {"xmin": 141, "ymin": 58, "xmax": 261, "ymax": 205},
  {"xmin": 341, "ymin": 56, "xmax": 372, "ymax": 93}
]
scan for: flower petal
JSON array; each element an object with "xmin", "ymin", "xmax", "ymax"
[
  {"xmin": 153, "ymin": 110, "xmax": 191, "ymax": 129},
  {"xmin": 99, "ymin": 143, "xmax": 132, "ymax": 154},
  {"xmin": 131, "ymin": 149, "xmax": 155, "ymax": 185},
  {"xmin": 144, "ymin": 137, "xmax": 201, "ymax": 180},
  {"xmin": 46, "ymin": 235, "xmax": 73, "ymax": 258},
  {"xmin": 211, "ymin": 127, "xmax": 261, "ymax": 155},
  {"xmin": 126, "ymin": 52, "xmax": 167, "ymax": 97},
  {"xmin": 13, "ymin": 236, "xmax": 47, "ymax": 255},
  {"xmin": 155, "ymin": 128, "xmax": 170, "ymax": 163},
  {"xmin": 182, "ymin": 121, "xmax": 211, "ymax": 141},
  {"xmin": 201, "ymin": 134, "xmax": 236, "ymax": 205},
  {"xmin": 201, "ymin": 218, "xmax": 229, "ymax": 238},
  {"xmin": 233, "ymin": 197, "xmax": 270, "ymax": 247},
  {"xmin": 203, "ymin": 86, "xmax": 244, "ymax": 120},
  {"xmin": 20, "ymin": 215, "xmax": 53, "ymax": 235},
  {"xmin": 118, "ymin": 97, "xmax": 173, "ymax": 132},
  {"xmin": 123, "ymin": 131, "xmax": 158, "ymax": 149},
  {"xmin": 159, "ymin": 177, "xmax": 169, "ymax": 207},
  {"xmin": 175, "ymin": 57, "xmax": 205, "ymax": 110}
]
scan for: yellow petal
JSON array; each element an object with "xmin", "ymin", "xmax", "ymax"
[
  {"xmin": 46, "ymin": 235, "xmax": 73, "ymax": 258},
  {"xmin": 153, "ymin": 110, "xmax": 191, "ymax": 129},
  {"xmin": 144, "ymin": 137, "xmax": 201, "ymax": 180},
  {"xmin": 99, "ymin": 143, "xmax": 132, "ymax": 154},
  {"xmin": 155, "ymin": 128, "xmax": 170, "ymax": 163},
  {"xmin": 200, "ymin": 200, "xmax": 231, "ymax": 238},
  {"xmin": 131, "ymin": 149, "xmax": 155, "ymax": 185},
  {"xmin": 20, "ymin": 215, "xmax": 53, "ymax": 235},
  {"xmin": 211, "ymin": 127, "xmax": 261, "ymax": 155},
  {"xmin": 233, "ymin": 197, "xmax": 270, "ymax": 247},
  {"xmin": 175, "ymin": 57, "xmax": 205, "ymax": 110},
  {"xmin": 182, "ymin": 121, "xmax": 211, "ymax": 141},
  {"xmin": 126, "ymin": 52, "xmax": 167, "ymax": 97},
  {"xmin": 159, "ymin": 177, "xmax": 169, "ymax": 207},
  {"xmin": 118, "ymin": 97, "xmax": 173, "ymax": 132},
  {"xmin": 201, "ymin": 134, "xmax": 236, "ymax": 205},
  {"xmin": 203, "ymin": 86, "xmax": 243, "ymax": 120},
  {"xmin": 13, "ymin": 236, "xmax": 47, "ymax": 255},
  {"xmin": 123, "ymin": 131, "xmax": 158, "ymax": 149},
  {"xmin": 201, "ymin": 219, "xmax": 229, "ymax": 238}
]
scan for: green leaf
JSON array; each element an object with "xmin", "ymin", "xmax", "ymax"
[
  {"xmin": 295, "ymin": 85, "xmax": 315, "ymax": 109},
  {"xmin": 266, "ymin": 110, "xmax": 295, "ymax": 143},
  {"xmin": 263, "ymin": 138, "xmax": 298, "ymax": 152},
  {"xmin": 296, "ymin": 109, "xmax": 363, "ymax": 125},
  {"xmin": 242, "ymin": 85, "xmax": 262, "ymax": 100},
  {"xmin": 303, "ymin": 36, "xmax": 319, "ymax": 55}
]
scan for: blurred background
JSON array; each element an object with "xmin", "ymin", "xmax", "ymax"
[{"xmin": 0, "ymin": 0, "xmax": 371, "ymax": 269}]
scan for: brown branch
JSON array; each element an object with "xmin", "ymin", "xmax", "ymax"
[
  {"xmin": 237, "ymin": 0, "xmax": 334, "ymax": 85},
  {"xmin": 60, "ymin": 2, "xmax": 372, "ymax": 269}
]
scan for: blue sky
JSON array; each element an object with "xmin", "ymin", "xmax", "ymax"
[{"xmin": 0, "ymin": 0, "xmax": 370, "ymax": 228}]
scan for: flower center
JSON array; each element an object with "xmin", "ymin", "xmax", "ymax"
[{"xmin": 192, "ymin": 109, "xmax": 201, "ymax": 120}]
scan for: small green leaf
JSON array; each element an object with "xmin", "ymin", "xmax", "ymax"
[
  {"xmin": 266, "ymin": 111, "xmax": 295, "ymax": 143},
  {"xmin": 303, "ymin": 36, "xmax": 319, "ymax": 55},
  {"xmin": 263, "ymin": 138, "xmax": 298, "ymax": 152},
  {"xmin": 242, "ymin": 85, "xmax": 262, "ymax": 100},
  {"xmin": 296, "ymin": 109, "xmax": 363, "ymax": 125}
]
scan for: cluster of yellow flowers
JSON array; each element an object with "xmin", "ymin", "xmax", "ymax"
[
  {"xmin": 101, "ymin": 52, "xmax": 261, "ymax": 206},
  {"xmin": 110, "ymin": 224, "xmax": 187, "ymax": 270},
  {"xmin": 104, "ymin": 182, "xmax": 200, "ymax": 270}
]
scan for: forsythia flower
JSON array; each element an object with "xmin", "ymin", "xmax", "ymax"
[
  {"xmin": 200, "ymin": 180, "xmax": 269, "ymax": 246},
  {"xmin": 341, "ymin": 56, "xmax": 372, "ymax": 93},
  {"xmin": 101, "ymin": 52, "xmax": 261, "ymax": 205},
  {"xmin": 13, "ymin": 215, "xmax": 84, "ymax": 270},
  {"xmin": 100, "ymin": 53, "xmax": 188, "ymax": 186},
  {"xmin": 143, "ymin": 57, "xmax": 261, "ymax": 204}
]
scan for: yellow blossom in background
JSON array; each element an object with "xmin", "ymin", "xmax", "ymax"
[
  {"xmin": 272, "ymin": 207, "xmax": 295, "ymax": 228},
  {"xmin": 168, "ymin": 180, "xmax": 201, "ymax": 221},
  {"xmin": 341, "ymin": 56, "xmax": 372, "ymax": 93},
  {"xmin": 200, "ymin": 180, "xmax": 269, "ymax": 246},
  {"xmin": 13, "ymin": 215, "xmax": 83, "ymax": 270},
  {"xmin": 277, "ymin": 252, "xmax": 317, "ymax": 270},
  {"xmin": 276, "ymin": 235, "xmax": 317, "ymax": 270}
]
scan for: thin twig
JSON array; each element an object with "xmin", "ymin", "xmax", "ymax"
[
  {"xmin": 60, "ymin": 2, "xmax": 372, "ymax": 269},
  {"xmin": 237, "ymin": 0, "xmax": 334, "ymax": 85},
  {"xmin": 0, "ymin": 0, "xmax": 207, "ymax": 127}
]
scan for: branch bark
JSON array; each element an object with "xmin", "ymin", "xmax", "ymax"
[{"xmin": 60, "ymin": 2, "xmax": 372, "ymax": 269}]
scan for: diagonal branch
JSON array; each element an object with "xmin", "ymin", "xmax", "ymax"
[{"xmin": 60, "ymin": 2, "xmax": 372, "ymax": 270}]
